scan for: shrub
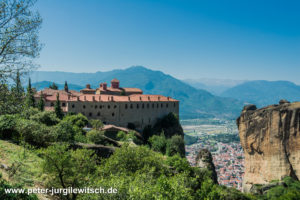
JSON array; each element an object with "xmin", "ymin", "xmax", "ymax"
[
  {"xmin": 86, "ymin": 130, "xmax": 107, "ymax": 145},
  {"xmin": 29, "ymin": 111, "xmax": 60, "ymax": 126},
  {"xmin": 149, "ymin": 133, "xmax": 167, "ymax": 154},
  {"xmin": 166, "ymin": 135, "xmax": 185, "ymax": 157},
  {"xmin": 90, "ymin": 119, "xmax": 103, "ymax": 130},
  {"xmin": 15, "ymin": 119, "xmax": 54, "ymax": 147},
  {"xmin": 50, "ymin": 121, "xmax": 76, "ymax": 143},
  {"xmin": 62, "ymin": 113, "xmax": 88, "ymax": 128},
  {"xmin": 0, "ymin": 114, "xmax": 19, "ymax": 140}
]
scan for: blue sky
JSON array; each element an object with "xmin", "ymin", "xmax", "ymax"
[{"xmin": 36, "ymin": 0, "xmax": 300, "ymax": 83}]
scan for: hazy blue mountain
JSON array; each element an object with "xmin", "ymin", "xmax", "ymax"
[
  {"xmin": 221, "ymin": 80, "xmax": 300, "ymax": 107},
  {"xmin": 184, "ymin": 78, "xmax": 246, "ymax": 95},
  {"xmin": 30, "ymin": 66, "xmax": 244, "ymax": 119}
]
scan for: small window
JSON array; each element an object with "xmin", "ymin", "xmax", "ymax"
[
  {"xmin": 125, "ymin": 104, "xmax": 128, "ymax": 109},
  {"xmin": 142, "ymin": 104, "xmax": 144, "ymax": 109},
  {"xmin": 114, "ymin": 105, "xmax": 117, "ymax": 109},
  {"xmin": 137, "ymin": 104, "xmax": 139, "ymax": 109},
  {"xmin": 95, "ymin": 105, "xmax": 98, "ymax": 109},
  {"xmin": 89, "ymin": 112, "xmax": 92, "ymax": 117},
  {"xmin": 112, "ymin": 112, "xmax": 115, "ymax": 117},
  {"xmin": 100, "ymin": 105, "xmax": 102, "ymax": 109},
  {"xmin": 161, "ymin": 103, "xmax": 163, "ymax": 108},
  {"xmin": 130, "ymin": 104, "xmax": 133, "ymax": 109},
  {"xmin": 50, "ymin": 103, "xmax": 54, "ymax": 107},
  {"xmin": 72, "ymin": 104, "xmax": 75, "ymax": 108},
  {"xmin": 62, "ymin": 102, "xmax": 66, "ymax": 107},
  {"xmin": 83, "ymin": 105, "xmax": 86, "ymax": 109},
  {"xmin": 97, "ymin": 112, "xmax": 100, "ymax": 116},
  {"xmin": 108, "ymin": 105, "xmax": 110, "ymax": 109}
]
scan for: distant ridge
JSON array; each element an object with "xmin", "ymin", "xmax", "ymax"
[
  {"xmin": 29, "ymin": 66, "xmax": 244, "ymax": 119},
  {"xmin": 221, "ymin": 80, "xmax": 300, "ymax": 107}
]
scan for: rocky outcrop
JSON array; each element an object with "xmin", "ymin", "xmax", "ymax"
[
  {"xmin": 237, "ymin": 101, "xmax": 300, "ymax": 192},
  {"xmin": 196, "ymin": 149, "xmax": 218, "ymax": 184}
]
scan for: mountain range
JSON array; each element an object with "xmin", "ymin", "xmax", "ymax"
[
  {"xmin": 29, "ymin": 66, "xmax": 300, "ymax": 119},
  {"xmin": 29, "ymin": 66, "xmax": 244, "ymax": 119},
  {"xmin": 220, "ymin": 80, "xmax": 300, "ymax": 107}
]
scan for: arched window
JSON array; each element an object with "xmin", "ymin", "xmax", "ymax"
[
  {"xmin": 125, "ymin": 104, "xmax": 128, "ymax": 109},
  {"xmin": 83, "ymin": 105, "xmax": 86, "ymax": 109},
  {"xmin": 97, "ymin": 112, "xmax": 100, "ymax": 116},
  {"xmin": 72, "ymin": 104, "xmax": 75, "ymax": 108},
  {"xmin": 89, "ymin": 113, "xmax": 92, "ymax": 117},
  {"xmin": 95, "ymin": 105, "xmax": 98, "ymax": 109},
  {"xmin": 62, "ymin": 102, "xmax": 66, "ymax": 107},
  {"xmin": 50, "ymin": 103, "xmax": 54, "ymax": 107},
  {"xmin": 161, "ymin": 103, "xmax": 163, "ymax": 108},
  {"xmin": 108, "ymin": 105, "xmax": 110, "ymax": 109},
  {"xmin": 112, "ymin": 112, "xmax": 115, "ymax": 117},
  {"xmin": 137, "ymin": 104, "xmax": 139, "ymax": 109},
  {"xmin": 142, "ymin": 104, "xmax": 144, "ymax": 109},
  {"xmin": 114, "ymin": 105, "xmax": 117, "ymax": 109},
  {"xmin": 100, "ymin": 105, "xmax": 102, "ymax": 109},
  {"xmin": 130, "ymin": 104, "xmax": 133, "ymax": 109}
]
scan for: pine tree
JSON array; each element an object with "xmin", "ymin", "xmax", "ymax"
[
  {"xmin": 55, "ymin": 93, "xmax": 63, "ymax": 119},
  {"xmin": 38, "ymin": 92, "xmax": 45, "ymax": 111},
  {"xmin": 25, "ymin": 78, "xmax": 35, "ymax": 108},
  {"xmin": 10, "ymin": 70, "xmax": 25, "ymax": 112},
  {"xmin": 64, "ymin": 81, "xmax": 69, "ymax": 92}
]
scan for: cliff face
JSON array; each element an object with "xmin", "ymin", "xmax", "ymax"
[{"xmin": 237, "ymin": 101, "xmax": 300, "ymax": 192}]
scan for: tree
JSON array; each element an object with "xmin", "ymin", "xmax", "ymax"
[
  {"xmin": 25, "ymin": 78, "xmax": 35, "ymax": 108},
  {"xmin": 90, "ymin": 119, "xmax": 103, "ymax": 130},
  {"xmin": 0, "ymin": 0, "xmax": 42, "ymax": 80},
  {"xmin": 149, "ymin": 132, "xmax": 167, "ymax": 154},
  {"xmin": 166, "ymin": 135, "xmax": 186, "ymax": 157},
  {"xmin": 11, "ymin": 70, "xmax": 25, "ymax": 101},
  {"xmin": 41, "ymin": 144, "xmax": 97, "ymax": 200},
  {"xmin": 37, "ymin": 92, "xmax": 44, "ymax": 111},
  {"xmin": 54, "ymin": 93, "xmax": 63, "ymax": 119},
  {"xmin": 49, "ymin": 82, "xmax": 58, "ymax": 90}
]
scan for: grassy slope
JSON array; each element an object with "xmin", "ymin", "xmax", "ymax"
[{"xmin": 0, "ymin": 140, "xmax": 53, "ymax": 200}]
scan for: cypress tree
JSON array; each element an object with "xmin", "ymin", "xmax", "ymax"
[
  {"xmin": 49, "ymin": 82, "xmax": 58, "ymax": 90},
  {"xmin": 25, "ymin": 78, "xmax": 35, "ymax": 108},
  {"xmin": 11, "ymin": 70, "xmax": 24, "ymax": 99},
  {"xmin": 54, "ymin": 93, "xmax": 63, "ymax": 119},
  {"xmin": 38, "ymin": 92, "xmax": 45, "ymax": 111}
]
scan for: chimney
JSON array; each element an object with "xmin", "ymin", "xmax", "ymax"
[
  {"xmin": 103, "ymin": 83, "xmax": 107, "ymax": 90},
  {"xmin": 148, "ymin": 96, "xmax": 150, "ymax": 101},
  {"xmin": 68, "ymin": 95, "xmax": 71, "ymax": 100},
  {"xmin": 77, "ymin": 96, "xmax": 80, "ymax": 101},
  {"xmin": 92, "ymin": 96, "xmax": 95, "ymax": 101},
  {"xmin": 139, "ymin": 96, "xmax": 142, "ymax": 101},
  {"xmin": 128, "ymin": 96, "xmax": 131, "ymax": 101},
  {"xmin": 158, "ymin": 96, "xmax": 160, "ymax": 101},
  {"xmin": 84, "ymin": 96, "xmax": 86, "ymax": 101},
  {"xmin": 167, "ymin": 97, "xmax": 170, "ymax": 100},
  {"xmin": 99, "ymin": 96, "xmax": 101, "ymax": 101},
  {"xmin": 111, "ymin": 96, "xmax": 114, "ymax": 101},
  {"xmin": 86, "ymin": 84, "xmax": 91, "ymax": 89}
]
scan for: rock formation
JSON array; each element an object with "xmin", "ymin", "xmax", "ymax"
[
  {"xmin": 237, "ymin": 100, "xmax": 300, "ymax": 192},
  {"xmin": 196, "ymin": 149, "xmax": 218, "ymax": 184}
]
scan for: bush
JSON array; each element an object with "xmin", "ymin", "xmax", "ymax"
[
  {"xmin": 166, "ymin": 135, "xmax": 185, "ymax": 157},
  {"xmin": 149, "ymin": 133, "xmax": 167, "ymax": 154},
  {"xmin": 86, "ymin": 130, "xmax": 107, "ymax": 145},
  {"xmin": 62, "ymin": 113, "xmax": 88, "ymax": 128},
  {"xmin": 20, "ymin": 107, "xmax": 40, "ymax": 120},
  {"xmin": 0, "ymin": 114, "xmax": 19, "ymax": 140},
  {"xmin": 29, "ymin": 111, "xmax": 60, "ymax": 126},
  {"xmin": 90, "ymin": 119, "xmax": 103, "ymax": 130},
  {"xmin": 15, "ymin": 119, "xmax": 54, "ymax": 147},
  {"xmin": 50, "ymin": 121, "xmax": 76, "ymax": 143}
]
